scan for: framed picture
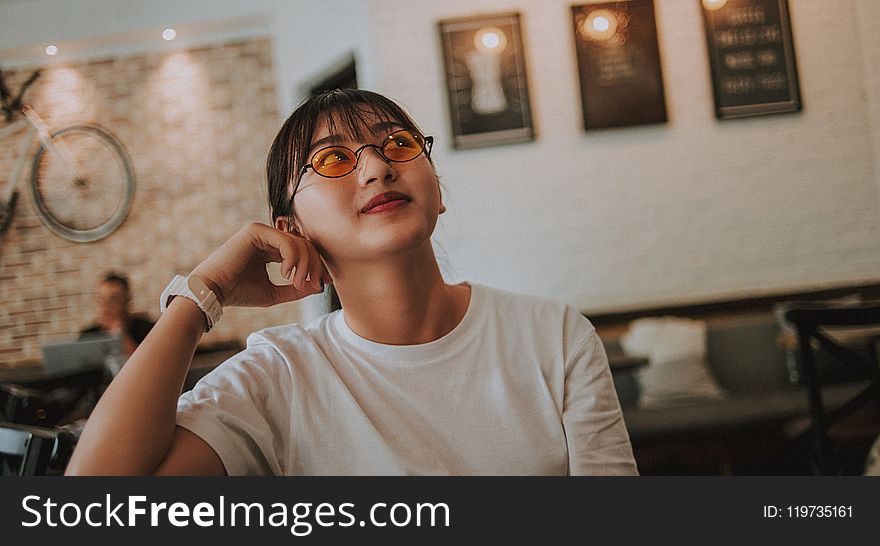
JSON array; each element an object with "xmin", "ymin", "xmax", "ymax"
[
  {"xmin": 438, "ymin": 13, "xmax": 535, "ymax": 149},
  {"xmin": 700, "ymin": 0, "xmax": 801, "ymax": 119},
  {"xmin": 571, "ymin": 1, "xmax": 668, "ymax": 130}
]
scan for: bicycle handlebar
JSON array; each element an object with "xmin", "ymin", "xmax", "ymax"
[
  {"xmin": 0, "ymin": 69, "xmax": 40, "ymax": 121},
  {"xmin": 13, "ymin": 70, "xmax": 41, "ymax": 107},
  {"xmin": 0, "ymin": 69, "xmax": 12, "ymax": 104}
]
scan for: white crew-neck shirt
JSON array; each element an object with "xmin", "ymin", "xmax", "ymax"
[{"xmin": 176, "ymin": 283, "xmax": 637, "ymax": 475}]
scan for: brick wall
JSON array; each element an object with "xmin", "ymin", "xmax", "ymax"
[{"xmin": 0, "ymin": 38, "xmax": 300, "ymax": 368}]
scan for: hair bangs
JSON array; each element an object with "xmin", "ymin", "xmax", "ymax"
[{"xmin": 267, "ymin": 89, "xmax": 425, "ymax": 223}]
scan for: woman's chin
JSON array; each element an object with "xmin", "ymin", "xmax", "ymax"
[{"xmin": 345, "ymin": 230, "xmax": 433, "ymax": 261}]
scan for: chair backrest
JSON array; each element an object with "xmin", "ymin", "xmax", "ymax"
[
  {"xmin": 783, "ymin": 301, "xmax": 880, "ymax": 475},
  {"xmin": 705, "ymin": 316, "xmax": 790, "ymax": 393},
  {"xmin": 0, "ymin": 421, "xmax": 75, "ymax": 476}
]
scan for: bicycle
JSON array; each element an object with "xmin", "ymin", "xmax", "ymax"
[{"xmin": 0, "ymin": 68, "xmax": 134, "ymax": 243}]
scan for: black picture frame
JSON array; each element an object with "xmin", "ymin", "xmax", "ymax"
[
  {"xmin": 438, "ymin": 13, "xmax": 535, "ymax": 149},
  {"xmin": 571, "ymin": 0, "xmax": 668, "ymax": 130},
  {"xmin": 700, "ymin": 0, "xmax": 802, "ymax": 119}
]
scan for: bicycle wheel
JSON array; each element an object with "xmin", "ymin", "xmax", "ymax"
[{"xmin": 30, "ymin": 124, "xmax": 134, "ymax": 242}]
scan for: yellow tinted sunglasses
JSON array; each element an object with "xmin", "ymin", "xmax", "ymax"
[{"xmin": 300, "ymin": 129, "xmax": 433, "ymax": 179}]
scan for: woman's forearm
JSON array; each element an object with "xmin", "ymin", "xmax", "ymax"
[
  {"xmin": 65, "ymin": 297, "xmax": 207, "ymax": 475},
  {"xmin": 64, "ymin": 223, "xmax": 325, "ymax": 475}
]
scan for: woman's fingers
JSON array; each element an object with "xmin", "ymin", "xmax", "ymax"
[
  {"xmin": 198, "ymin": 223, "xmax": 328, "ymax": 308},
  {"xmin": 252, "ymin": 224, "xmax": 292, "ymax": 265},
  {"xmin": 272, "ymin": 241, "xmax": 325, "ymax": 304},
  {"xmin": 251, "ymin": 224, "xmax": 309, "ymax": 285},
  {"xmin": 251, "ymin": 226, "xmax": 324, "ymax": 304},
  {"xmin": 260, "ymin": 226, "xmax": 326, "ymax": 293},
  {"xmin": 273, "ymin": 234, "xmax": 300, "ymax": 281},
  {"xmin": 270, "ymin": 279, "xmax": 321, "ymax": 304},
  {"xmin": 304, "ymin": 241, "xmax": 324, "ymax": 291},
  {"xmin": 289, "ymin": 245, "xmax": 312, "ymax": 292}
]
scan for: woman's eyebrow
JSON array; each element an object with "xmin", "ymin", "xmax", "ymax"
[
  {"xmin": 308, "ymin": 133, "xmax": 347, "ymax": 154},
  {"xmin": 370, "ymin": 120, "xmax": 401, "ymax": 133},
  {"xmin": 307, "ymin": 122, "xmax": 403, "ymax": 154}
]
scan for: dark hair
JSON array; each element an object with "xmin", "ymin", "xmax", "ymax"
[
  {"xmin": 266, "ymin": 89, "xmax": 426, "ymax": 224},
  {"xmin": 101, "ymin": 271, "xmax": 130, "ymax": 294}
]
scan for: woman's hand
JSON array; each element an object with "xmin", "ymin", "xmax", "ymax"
[{"xmin": 191, "ymin": 222, "xmax": 330, "ymax": 308}]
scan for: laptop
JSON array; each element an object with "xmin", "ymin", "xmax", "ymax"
[{"xmin": 40, "ymin": 336, "xmax": 125, "ymax": 376}]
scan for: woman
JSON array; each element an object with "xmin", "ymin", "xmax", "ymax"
[{"xmin": 66, "ymin": 89, "xmax": 637, "ymax": 476}]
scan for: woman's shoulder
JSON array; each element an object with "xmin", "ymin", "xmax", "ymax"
[
  {"xmin": 245, "ymin": 312, "xmax": 336, "ymax": 350},
  {"xmin": 475, "ymin": 283, "xmax": 582, "ymax": 315},
  {"xmin": 204, "ymin": 315, "xmax": 337, "ymax": 379},
  {"xmin": 472, "ymin": 283, "xmax": 595, "ymax": 334}
]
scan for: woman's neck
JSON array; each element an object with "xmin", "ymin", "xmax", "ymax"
[{"xmin": 330, "ymin": 243, "xmax": 470, "ymax": 345}]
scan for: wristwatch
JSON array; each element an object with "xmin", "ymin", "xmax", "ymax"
[{"xmin": 160, "ymin": 274, "xmax": 223, "ymax": 332}]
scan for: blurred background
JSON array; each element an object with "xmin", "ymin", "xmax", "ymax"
[
  {"xmin": 1, "ymin": 0, "xmax": 879, "ymax": 363},
  {"xmin": 1, "ymin": 0, "xmax": 879, "ymax": 475}
]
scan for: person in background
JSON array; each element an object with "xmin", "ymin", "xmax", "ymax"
[{"xmin": 80, "ymin": 272, "xmax": 155, "ymax": 356}]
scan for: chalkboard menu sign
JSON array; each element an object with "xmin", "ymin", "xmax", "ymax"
[
  {"xmin": 701, "ymin": 0, "xmax": 801, "ymax": 119},
  {"xmin": 571, "ymin": 0, "xmax": 667, "ymax": 129}
]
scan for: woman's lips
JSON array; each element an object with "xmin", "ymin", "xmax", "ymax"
[
  {"xmin": 361, "ymin": 191, "xmax": 412, "ymax": 213},
  {"xmin": 362, "ymin": 199, "xmax": 409, "ymax": 214}
]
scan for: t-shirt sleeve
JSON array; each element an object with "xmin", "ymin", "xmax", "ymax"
[
  {"xmin": 562, "ymin": 314, "xmax": 639, "ymax": 476},
  {"xmin": 176, "ymin": 337, "xmax": 292, "ymax": 475}
]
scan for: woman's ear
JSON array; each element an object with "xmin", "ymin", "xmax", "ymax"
[{"xmin": 274, "ymin": 216, "xmax": 301, "ymax": 236}]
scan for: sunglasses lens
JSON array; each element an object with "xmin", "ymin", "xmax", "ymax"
[
  {"xmin": 312, "ymin": 147, "xmax": 357, "ymax": 177},
  {"xmin": 383, "ymin": 130, "xmax": 425, "ymax": 162}
]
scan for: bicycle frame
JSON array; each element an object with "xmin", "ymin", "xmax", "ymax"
[
  {"xmin": 1, "ymin": 106, "xmax": 77, "ymax": 203},
  {"xmin": 1, "ymin": 68, "xmax": 135, "ymax": 241}
]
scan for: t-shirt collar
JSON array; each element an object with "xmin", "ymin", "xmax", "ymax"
[{"xmin": 330, "ymin": 283, "xmax": 481, "ymax": 363}]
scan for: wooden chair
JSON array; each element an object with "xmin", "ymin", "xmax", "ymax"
[{"xmin": 784, "ymin": 302, "xmax": 880, "ymax": 475}]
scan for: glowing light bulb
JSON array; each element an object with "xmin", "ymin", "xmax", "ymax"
[
  {"xmin": 580, "ymin": 10, "xmax": 618, "ymax": 42},
  {"xmin": 702, "ymin": 0, "xmax": 728, "ymax": 11},
  {"xmin": 593, "ymin": 16, "xmax": 610, "ymax": 32},
  {"xmin": 162, "ymin": 28, "xmax": 177, "ymax": 41},
  {"xmin": 45, "ymin": 45, "xmax": 58, "ymax": 56},
  {"xmin": 473, "ymin": 26, "xmax": 507, "ymax": 54},
  {"xmin": 482, "ymin": 32, "xmax": 500, "ymax": 49}
]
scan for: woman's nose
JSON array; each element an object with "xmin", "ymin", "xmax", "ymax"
[{"xmin": 356, "ymin": 146, "xmax": 396, "ymax": 186}]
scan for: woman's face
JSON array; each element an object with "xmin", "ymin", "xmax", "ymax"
[{"xmin": 286, "ymin": 115, "xmax": 444, "ymax": 264}]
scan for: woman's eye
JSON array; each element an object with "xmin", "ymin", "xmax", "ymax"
[
  {"xmin": 317, "ymin": 150, "xmax": 350, "ymax": 167},
  {"xmin": 392, "ymin": 134, "xmax": 416, "ymax": 148}
]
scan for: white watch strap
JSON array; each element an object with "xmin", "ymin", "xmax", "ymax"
[{"xmin": 160, "ymin": 274, "xmax": 222, "ymax": 332}]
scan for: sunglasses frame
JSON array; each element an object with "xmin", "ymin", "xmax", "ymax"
[{"xmin": 299, "ymin": 129, "xmax": 434, "ymax": 181}]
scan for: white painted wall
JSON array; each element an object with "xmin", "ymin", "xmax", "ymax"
[
  {"xmin": 855, "ymin": 0, "xmax": 880, "ymax": 199},
  {"xmin": 368, "ymin": 0, "xmax": 880, "ymax": 312},
  {"xmin": 2, "ymin": 0, "xmax": 878, "ymax": 315}
]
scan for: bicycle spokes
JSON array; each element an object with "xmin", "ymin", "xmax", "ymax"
[{"xmin": 31, "ymin": 125, "xmax": 133, "ymax": 241}]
